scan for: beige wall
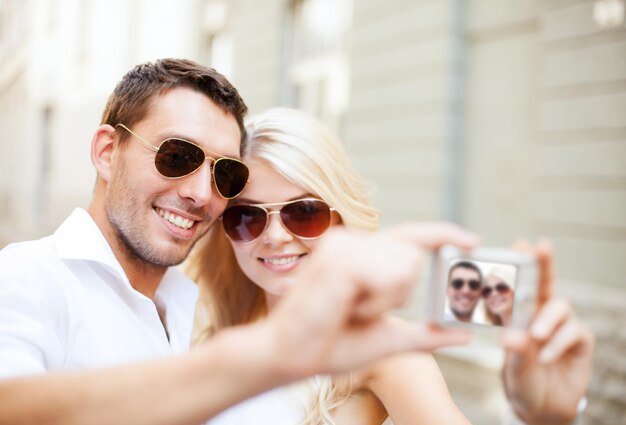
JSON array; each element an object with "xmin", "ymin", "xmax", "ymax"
[
  {"xmin": 534, "ymin": 3, "xmax": 626, "ymax": 422},
  {"xmin": 463, "ymin": 0, "xmax": 539, "ymax": 244},
  {"xmin": 535, "ymin": 1, "xmax": 626, "ymax": 289},
  {"xmin": 346, "ymin": 0, "xmax": 452, "ymax": 223},
  {"xmin": 0, "ymin": 0, "xmax": 210, "ymax": 245}
]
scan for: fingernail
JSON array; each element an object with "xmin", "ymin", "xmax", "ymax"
[
  {"xmin": 539, "ymin": 347, "xmax": 554, "ymax": 363},
  {"xmin": 531, "ymin": 323, "xmax": 548, "ymax": 339}
]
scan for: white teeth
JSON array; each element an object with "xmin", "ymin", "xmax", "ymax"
[
  {"xmin": 263, "ymin": 256, "xmax": 300, "ymax": 266},
  {"xmin": 156, "ymin": 208, "xmax": 194, "ymax": 230}
]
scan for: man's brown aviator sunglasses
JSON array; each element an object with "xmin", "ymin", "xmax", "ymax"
[{"xmin": 116, "ymin": 124, "xmax": 249, "ymax": 199}]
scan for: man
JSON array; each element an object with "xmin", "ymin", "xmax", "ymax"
[
  {"xmin": 445, "ymin": 260, "xmax": 485, "ymax": 323},
  {"xmin": 0, "ymin": 59, "xmax": 593, "ymax": 425}
]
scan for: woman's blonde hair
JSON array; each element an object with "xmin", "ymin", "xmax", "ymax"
[{"xmin": 187, "ymin": 107, "xmax": 380, "ymax": 423}]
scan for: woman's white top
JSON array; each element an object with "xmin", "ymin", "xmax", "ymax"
[{"xmin": 206, "ymin": 380, "xmax": 316, "ymax": 425}]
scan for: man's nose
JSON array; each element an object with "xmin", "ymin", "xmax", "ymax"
[
  {"xmin": 177, "ymin": 161, "xmax": 215, "ymax": 206},
  {"xmin": 460, "ymin": 284, "xmax": 473, "ymax": 294}
]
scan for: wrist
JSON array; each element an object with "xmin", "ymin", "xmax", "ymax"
[{"xmin": 506, "ymin": 397, "xmax": 587, "ymax": 425}]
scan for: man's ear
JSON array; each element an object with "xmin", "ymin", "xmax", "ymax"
[{"xmin": 91, "ymin": 124, "xmax": 117, "ymax": 182}]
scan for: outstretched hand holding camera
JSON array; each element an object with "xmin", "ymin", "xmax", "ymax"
[
  {"xmin": 300, "ymin": 226, "xmax": 595, "ymax": 425},
  {"xmin": 266, "ymin": 222, "xmax": 479, "ymax": 377},
  {"xmin": 422, "ymin": 233, "xmax": 595, "ymax": 424},
  {"xmin": 501, "ymin": 241, "xmax": 595, "ymax": 425}
]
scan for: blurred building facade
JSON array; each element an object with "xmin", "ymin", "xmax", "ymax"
[{"xmin": 0, "ymin": 0, "xmax": 624, "ymax": 423}]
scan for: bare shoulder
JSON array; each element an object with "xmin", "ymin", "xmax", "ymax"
[
  {"xmin": 354, "ymin": 352, "xmax": 471, "ymax": 425},
  {"xmin": 331, "ymin": 388, "xmax": 388, "ymax": 425},
  {"xmin": 362, "ymin": 352, "xmax": 440, "ymax": 387}
]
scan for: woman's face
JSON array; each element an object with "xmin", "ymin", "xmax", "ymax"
[
  {"xmin": 484, "ymin": 274, "xmax": 514, "ymax": 318},
  {"xmin": 227, "ymin": 158, "xmax": 338, "ymax": 308}
]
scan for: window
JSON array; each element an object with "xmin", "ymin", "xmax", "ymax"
[
  {"xmin": 284, "ymin": 0, "xmax": 352, "ymax": 132},
  {"xmin": 199, "ymin": 0, "xmax": 233, "ymax": 79}
]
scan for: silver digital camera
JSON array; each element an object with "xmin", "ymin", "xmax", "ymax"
[{"xmin": 423, "ymin": 245, "xmax": 539, "ymax": 329}]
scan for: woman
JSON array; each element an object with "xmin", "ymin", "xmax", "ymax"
[
  {"xmin": 187, "ymin": 108, "xmax": 469, "ymax": 424},
  {"xmin": 482, "ymin": 267, "xmax": 516, "ymax": 326}
]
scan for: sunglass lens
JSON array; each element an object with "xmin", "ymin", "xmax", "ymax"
[
  {"xmin": 281, "ymin": 200, "xmax": 331, "ymax": 238},
  {"xmin": 469, "ymin": 280, "xmax": 481, "ymax": 291},
  {"xmin": 213, "ymin": 159, "xmax": 249, "ymax": 199},
  {"xmin": 451, "ymin": 279, "xmax": 463, "ymax": 290},
  {"xmin": 155, "ymin": 139, "xmax": 204, "ymax": 178},
  {"xmin": 222, "ymin": 205, "xmax": 267, "ymax": 242},
  {"xmin": 496, "ymin": 283, "xmax": 510, "ymax": 294},
  {"xmin": 482, "ymin": 283, "xmax": 511, "ymax": 298}
]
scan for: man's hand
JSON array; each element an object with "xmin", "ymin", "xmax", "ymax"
[
  {"xmin": 266, "ymin": 222, "xmax": 479, "ymax": 379},
  {"xmin": 501, "ymin": 241, "xmax": 595, "ymax": 425}
]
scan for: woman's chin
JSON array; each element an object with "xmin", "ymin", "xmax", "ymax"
[
  {"xmin": 492, "ymin": 306, "xmax": 513, "ymax": 318},
  {"xmin": 488, "ymin": 305, "xmax": 505, "ymax": 316}
]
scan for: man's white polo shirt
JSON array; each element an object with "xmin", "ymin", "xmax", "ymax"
[{"xmin": 0, "ymin": 208, "xmax": 198, "ymax": 378}]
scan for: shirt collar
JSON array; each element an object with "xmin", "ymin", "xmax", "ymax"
[
  {"xmin": 54, "ymin": 208, "xmax": 127, "ymax": 282},
  {"xmin": 54, "ymin": 208, "xmax": 198, "ymax": 350}
]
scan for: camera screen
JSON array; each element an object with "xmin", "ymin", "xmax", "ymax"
[{"xmin": 444, "ymin": 259, "xmax": 517, "ymax": 327}]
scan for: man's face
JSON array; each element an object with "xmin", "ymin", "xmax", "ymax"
[
  {"xmin": 447, "ymin": 266, "xmax": 482, "ymax": 322},
  {"xmin": 105, "ymin": 87, "xmax": 242, "ymax": 268}
]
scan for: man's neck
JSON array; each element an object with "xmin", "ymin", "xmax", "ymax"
[
  {"xmin": 453, "ymin": 310, "xmax": 474, "ymax": 323},
  {"xmin": 88, "ymin": 202, "xmax": 166, "ymax": 300},
  {"xmin": 119, "ymin": 253, "xmax": 166, "ymax": 300}
]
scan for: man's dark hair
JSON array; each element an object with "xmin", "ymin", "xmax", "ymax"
[
  {"xmin": 449, "ymin": 261, "xmax": 483, "ymax": 282},
  {"xmin": 101, "ymin": 58, "xmax": 248, "ymax": 148}
]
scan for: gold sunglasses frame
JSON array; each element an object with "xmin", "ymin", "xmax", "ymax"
[
  {"xmin": 115, "ymin": 123, "xmax": 249, "ymax": 199},
  {"xmin": 221, "ymin": 198, "xmax": 337, "ymax": 243}
]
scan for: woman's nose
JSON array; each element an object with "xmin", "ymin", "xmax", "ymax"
[{"xmin": 262, "ymin": 211, "xmax": 293, "ymax": 245}]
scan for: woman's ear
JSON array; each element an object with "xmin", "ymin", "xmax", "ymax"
[{"xmin": 91, "ymin": 124, "xmax": 117, "ymax": 182}]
